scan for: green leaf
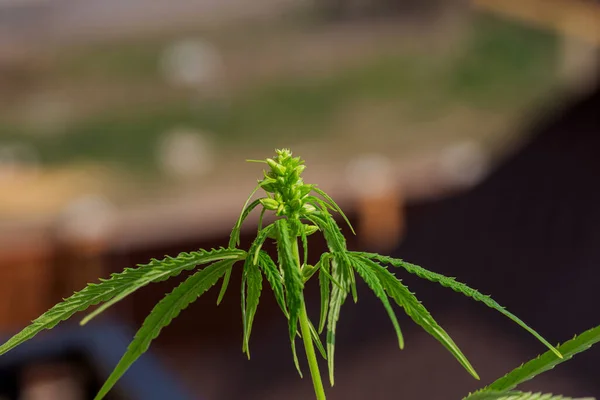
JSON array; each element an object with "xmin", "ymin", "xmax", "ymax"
[
  {"xmin": 305, "ymin": 212, "xmax": 353, "ymax": 292},
  {"xmin": 94, "ymin": 259, "xmax": 233, "ymax": 400},
  {"xmin": 355, "ymin": 252, "xmax": 562, "ymax": 359},
  {"xmin": 257, "ymin": 207, "xmax": 267, "ymax": 231},
  {"xmin": 256, "ymin": 251, "xmax": 288, "ymax": 318},
  {"xmin": 305, "ymin": 213, "xmax": 354, "ymax": 386},
  {"xmin": 241, "ymin": 226, "xmax": 275, "ymax": 357},
  {"xmin": 216, "ymin": 268, "xmax": 232, "ymax": 306},
  {"xmin": 474, "ymin": 325, "xmax": 600, "ymax": 395},
  {"xmin": 242, "ymin": 255, "xmax": 263, "ymax": 358},
  {"xmin": 349, "ymin": 268, "xmax": 358, "ymax": 304},
  {"xmin": 300, "ymin": 222, "xmax": 309, "ymax": 268},
  {"xmin": 312, "ymin": 187, "xmax": 355, "ymax": 235},
  {"xmin": 275, "ymin": 219, "xmax": 305, "ymax": 376},
  {"xmin": 326, "ymin": 253, "xmax": 349, "ymax": 386},
  {"xmin": 229, "ymin": 184, "xmax": 262, "ymax": 248},
  {"xmin": 465, "ymin": 391, "xmax": 594, "ymax": 400},
  {"xmin": 355, "ymin": 254, "xmax": 478, "ymax": 379},
  {"xmin": 318, "ymin": 254, "xmax": 331, "ymax": 333},
  {"xmin": 81, "ymin": 248, "xmax": 246, "ymax": 326},
  {"xmin": 308, "ymin": 318, "xmax": 327, "ymax": 360},
  {"xmin": 0, "ymin": 248, "xmax": 246, "ymax": 357},
  {"xmin": 305, "ymin": 211, "xmax": 347, "ymax": 254},
  {"xmin": 290, "ymin": 335, "xmax": 303, "ymax": 379},
  {"xmin": 250, "ymin": 224, "xmax": 274, "ymax": 264},
  {"xmin": 350, "ymin": 256, "xmax": 404, "ymax": 350},
  {"xmin": 303, "ymin": 252, "xmax": 331, "ymax": 283}
]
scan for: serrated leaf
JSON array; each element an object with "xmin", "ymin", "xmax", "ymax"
[
  {"xmin": 354, "ymin": 252, "xmax": 561, "ymax": 359},
  {"xmin": 355, "ymin": 254, "xmax": 478, "ymax": 379},
  {"xmin": 473, "ymin": 325, "xmax": 600, "ymax": 395},
  {"xmin": 256, "ymin": 251, "xmax": 288, "ymax": 318},
  {"xmin": 0, "ymin": 248, "xmax": 246, "ymax": 357},
  {"xmin": 326, "ymin": 253, "xmax": 349, "ymax": 386},
  {"xmin": 350, "ymin": 256, "xmax": 404, "ymax": 350},
  {"xmin": 318, "ymin": 254, "xmax": 331, "ymax": 333},
  {"xmin": 241, "ymin": 226, "xmax": 275, "ymax": 357},
  {"xmin": 81, "ymin": 248, "xmax": 246, "ymax": 326},
  {"xmin": 311, "ymin": 187, "xmax": 355, "ymax": 234},
  {"xmin": 304, "ymin": 211, "xmax": 347, "ymax": 254},
  {"xmin": 304, "ymin": 212, "xmax": 354, "ymax": 387},
  {"xmin": 250, "ymin": 224, "xmax": 274, "ymax": 265},
  {"xmin": 275, "ymin": 219, "xmax": 305, "ymax": 376},
  {"xmin": 94, "ymin": 259, "xmax": 233, "ymax": 400},
  {"xmin": 466, "ymin": 391, "xmax": 594, "ymax": 400},
  {"xmin": 242, "ymin": 256, "xmax": 263, "ymax": 358},
  {"xmin": 305, "ymin": 212, "xmax": 353, "ymax": 292}
]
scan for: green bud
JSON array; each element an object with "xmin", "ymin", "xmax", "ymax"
[
  {"xmin": 261, "ymin": 182, "xmax": 276, "ymax": 193},
  {"xmin": 277, "ymin": 203, "xmax": 285, "ymax": 216},
  {"xmin": 260, "ymin": 198, "xmax": 279, "ymax": 211},
  {"xmin": 303, "ymin": 203, "xmax": 316, "ymax": 213},
  {"xmin": 266, "ymin": 158, "xmax": 278, "ymax": 169},
  {"xmin": 291, "ymin": 199, "xmax": 302, "ymax": 211},
  {"xmin": 298, "ymin": 184, "xmax": 312, "ymax": 198},
  {"xmin": 303, "ymin": 224, "xmax": 319, "ymax": 236},
  {"xmin": 266, "ymin": 158, "xmax": 286, "ymax": 175}
]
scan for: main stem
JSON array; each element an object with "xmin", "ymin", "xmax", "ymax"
[
  {"xmin": 292, "ymin": 237, "xmax": 326, "ymax": 400},
  {"xmin": 299, "ymin": 302, "xmax": 326, "ymax": 400}
]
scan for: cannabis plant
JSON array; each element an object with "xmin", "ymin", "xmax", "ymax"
[{"xmin": 0, "ymin": 149, "xmax": 565, "ymax": 400}]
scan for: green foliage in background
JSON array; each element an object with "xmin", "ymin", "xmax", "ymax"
[
  {"xmin": 0, "ymin": 149, "xmax": 570, "ymax": 400},
  {"xmin": 0, "ymin": 14, "xmax": 557, "ymax": 173}
]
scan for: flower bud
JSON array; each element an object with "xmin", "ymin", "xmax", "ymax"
[
  {"xmin": 303, "ymin": 203, "xmax": 316, "ymax": 213},
  {"xmin": 298, "ymin": 184, "xmax": 312, "ymax": 198},
  {"xmin": 303, "ymin": 224, "xmax": 319, "ymax": 236},
  {"xmin": 260, "ymin": 198, "xmax": 279, "ymax": 211}
]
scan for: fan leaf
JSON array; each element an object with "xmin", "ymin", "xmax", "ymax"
[
  {"xmin": 473, "ymin": 325, "xmax": 600, "ymax": 395},
  {"xmin": 318, "ymin": 254, "xmax": 332, "ymax": 333},
  {"xmin": 326, "ymin": 252, "xmax": 349, "ymax": 386},
  {"xmin": 0, "ymin": 248, "xmax": 245, "ymax": 356},
  {"xmin": 350, "ymin": 256, "xmax": 404, "ymax": 350},
  {"xmin": 355, "ymin": 254, "xmax": 478, "ymax": 379},
  {"xmin": 466, "ymin": 391, "xmax": 594, "ymax": 400},
  {"xmin": 94, "ymin": 258, "xmax": 233, "ymax": 400},
  {"xmin": 242, "ymin": 255, "xmax": 263, "ymax": 358},
  {"xmin": 354, "ymin": 252, "xmax": 561, "ymax": 359},
  {"xmin": 311, "ymin": 187, "xmax": 355, "ymax": 234},
  {"xmin": 257, "ymin": 251, "xmax": 288, "ymax": 318},
  {"xmin": 275, "ymin": 218, "xmax": 305, "ymax": 376}
]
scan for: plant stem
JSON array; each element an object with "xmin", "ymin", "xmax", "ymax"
[
  {"xmin": 299, "ymin": 302, "xmax": 326, "ymax": 400},
  {"xmin": 292, "ymin": 235, "xmax": 326, "ymax": 400}
]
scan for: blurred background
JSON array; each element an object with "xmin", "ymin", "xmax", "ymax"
[{"xmin": 0, "ymin": 0, "xmax": 599, "ymax": 399}]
